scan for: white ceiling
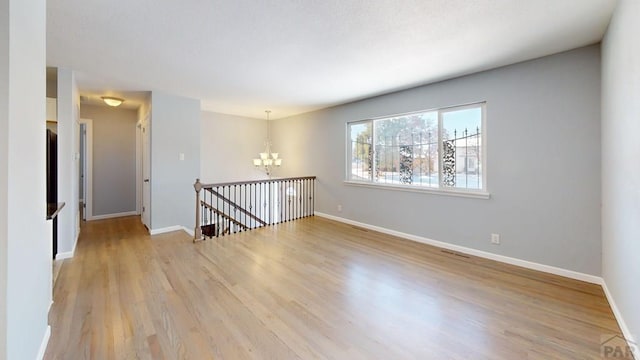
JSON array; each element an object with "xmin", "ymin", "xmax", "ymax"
[{"xmin": 47, "ymin": 0, "xmax": 616, "ymax": 119}]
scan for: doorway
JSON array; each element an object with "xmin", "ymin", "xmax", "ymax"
[
  {"xmin": 79, "ymin": 119, "xmax": 93, "ymax": 221},
  {"xmin": 140, "ymin": 115, "xmax": 151, "ymax": 229}
]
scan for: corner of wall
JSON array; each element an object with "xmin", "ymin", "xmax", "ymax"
[{"xmin": 600, "ymin": 0, "xmax": 640, "ymax": 351}]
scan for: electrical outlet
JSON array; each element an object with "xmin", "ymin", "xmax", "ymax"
[
  {"xmin": 491, "ymin": 233, "xmax": 500, "ymax": 245},
  {"xmin": 337, "ymin": 204, "xmax": 343, "ymax": 212}
]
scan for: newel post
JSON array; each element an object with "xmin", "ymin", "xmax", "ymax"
[{"xmin": 194, "ymin": 178, "xmax": 203, "ymax": 242}]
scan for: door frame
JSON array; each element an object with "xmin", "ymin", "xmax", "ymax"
[
  {"xmin": 136, "ymin": 120, "xmax": 142, "ymax": 215},
  {"xmin": 79, "ymin": 118, "xmax": 93, "ymax": 220},
  {"xmin": 140, "ymin": 114, "xmax": 151, "ymax": 229}
]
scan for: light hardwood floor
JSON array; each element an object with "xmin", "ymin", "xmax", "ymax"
[{"xmin": 45, "ymin": 216, "xmax": 628, "ymax": 359}]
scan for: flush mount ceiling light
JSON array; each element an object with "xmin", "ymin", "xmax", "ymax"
[{"xmin": 101, "ymin": 96, "xmax": 124, "ymax": 107}]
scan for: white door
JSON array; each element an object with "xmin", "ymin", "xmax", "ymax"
[{"xmin": 141, "ymin": 118, "xmax": 151, "ymax": 229}]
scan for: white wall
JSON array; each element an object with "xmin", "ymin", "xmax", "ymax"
[
  {"xmin": 80, "ymin": 105, "xmax": 138, "ymax": 217},
  {"xmin": 274, "ymin": 45, "xmax": 602, "ymax": 276},
  {"xmin": 56, "ymin": 68, "xmax": 80, "ymax": 257},
  {"xmin": 601, "ymin": 0, "xmax": 639, "ymax": 345},
  {"xmin": 0, "ymin": 1, "xmax": 9, "ymax": 356},
  {"xmin": 150, "ymin": 91, "xmax": 200, "ymax": 230},
  {"xmin": 0, "ymin": 0, "xmax": 49, "ymax": 359},
  {"xmin": 200, "ymin": 111, "xmax": 269, "ymax": 184}
]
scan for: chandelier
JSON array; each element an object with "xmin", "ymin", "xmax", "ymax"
[{"xmin": 253, "ymin": 110, "xmax": 281, "ymax": 176}]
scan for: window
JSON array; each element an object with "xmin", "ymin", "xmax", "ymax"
[{"xmin": 347, "ymin": 102, "xmax": 486, "ymax": 195}]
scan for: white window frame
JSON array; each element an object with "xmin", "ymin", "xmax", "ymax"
[
  {"xmin": 345, "ymin": 102, "xmax": 489, "ymax": 199},
  {"xmin": 346, "ymin": 120, "xmax": 374, "ymax": 182}
]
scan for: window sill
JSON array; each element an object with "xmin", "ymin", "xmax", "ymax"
[{"xmin": 343, "ymin": 180, "xmax": 491, "ymax": 199}]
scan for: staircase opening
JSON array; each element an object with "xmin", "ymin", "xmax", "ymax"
[{"xmin": 193, "ymin": 176, "xmax": 316, "ymax": 241}]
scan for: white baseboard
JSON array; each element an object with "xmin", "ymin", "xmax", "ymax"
[
  {"xmin": 314, "ymin": 212, "xmax": 640, "ymax": 347},
  {"xmin": 150, "ymin": 225, "xmax": 193, "ymax": 237},
  {"xmin": 150, "ymin": 225, "xmax": 182, "ymax": 235},
  {"xmin": 601, "ymin": 280, "xmax": 637, "ymax": 349},
  {"xmin": 55, "ymin": 234, "xmax": 78, "ymax": 260},
  {"xmin": 89, "ymin": 211, "xmax": 138, "ymax": 221},
  {"xmin": 37, "ymin": 325, "xmax": 51, "ymax": 360},
  {"xmin": 55, "ymin": 251, "xmax": 74, "ymax": 260},
  {"xmin": 182, "ymin": 226, "xmax": 195, "ymax": 237},
  {"xmin": 314, "ymin": 211, "xmax": 602, "ymax": 284}
]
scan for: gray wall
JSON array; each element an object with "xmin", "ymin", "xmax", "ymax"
[
  {"xmin": 80, "ymin": 104, "xmax": 138, "ymax": 216},
  {"xmin": 200, "ymin": 111, "xmax": 269, "ymax": 183},
  {"xmin": 0, "ymin": 3, "xmax": 7, "ymax": 354},
  {"xmin": 602, "ymin": 0, "xmax": 639, "ymax": 345},
  {"xmin": 151, "ymin": 91, "xmax": 200, "ymax": 230},
  {"xmin": 273, "ymin": 45, "xmax": 602, "ymax": 276},
  {"xmin": 0, "ymin": 0, "xmax": 50, "ymax": 358}
]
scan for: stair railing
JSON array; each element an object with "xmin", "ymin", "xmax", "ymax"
[{"xmin": 193, "ymin": 176, "xmax": 316, "ymax": 242}]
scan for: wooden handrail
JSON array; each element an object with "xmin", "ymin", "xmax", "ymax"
[
  {"xmin": 201, "ymin": 201, "xmax": 249, "ymax": 231},
  {"xmin": 200, "ymin": 176, "xmax": 316, "ymax": 189},
  {"xmin": 206, "ymin": 188, "xmax": 267, "ymax": 226}
]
